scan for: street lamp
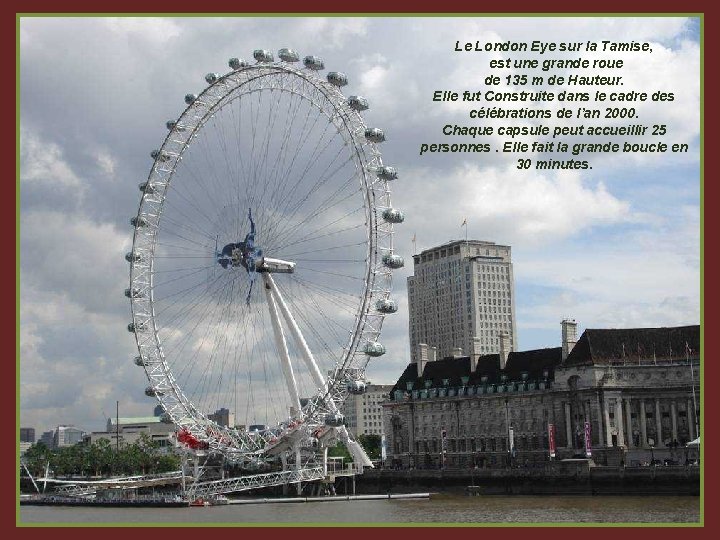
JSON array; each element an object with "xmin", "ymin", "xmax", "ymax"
[
  {"xmin": 440, "ymin": 427, "xmax": 447, "ymax": 470},
  {"xmin": 504, "ymin": 397, "xmax": 512, "ymax": 468},
  {"xmin": 650, "ymin": 445, "xmax": 655, "ymax": 466}
]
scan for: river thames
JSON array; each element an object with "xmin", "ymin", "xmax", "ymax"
[{"xmin": 19, "ymin": 494, "xmax": 701, "ymax": 524}]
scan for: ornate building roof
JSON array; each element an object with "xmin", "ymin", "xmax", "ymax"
[
  {"xmin": 390, "ymin": 347, "xmax": 562, "ymax": 396},
  {"xmin": 389, "ymin": 325, "xmax": 701, "ymax": 397},
  {"xmin": 563, "ymin": 325, "xmax": 700, "ymax": 366}
]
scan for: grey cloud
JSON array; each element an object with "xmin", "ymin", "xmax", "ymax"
[{"xmin": 19, "ymin": 16, "xmax": 700, "ymax": 435}]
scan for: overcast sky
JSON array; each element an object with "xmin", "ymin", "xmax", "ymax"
[{"xmin": 19, "ymin": 16, "xmax": 700, "ymax": 435}]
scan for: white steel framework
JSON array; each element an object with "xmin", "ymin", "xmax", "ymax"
[{"xmin": 127, "ymin": 49, "xmax": 403, "ymax": 488}]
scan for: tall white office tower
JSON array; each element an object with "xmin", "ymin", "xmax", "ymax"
[{"xmin": 407, "ymin": 240, "xmax": 517, "ymax": 363}]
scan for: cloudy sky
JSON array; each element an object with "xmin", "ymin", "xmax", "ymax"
[{"xmin": 19, "ymin": 16, "xmax": 700, "ymax": 435}]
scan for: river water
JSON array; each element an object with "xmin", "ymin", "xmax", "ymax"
[{"xmin": 19, "ymin": 495, "xmax": 701, "ymax": 524}]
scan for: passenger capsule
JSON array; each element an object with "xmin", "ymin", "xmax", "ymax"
[
  {"xmin": 347, "ymin": 96, "xmax": 369, "ymax": 111},
  {"xmin": 229, "ymin": 57, "xmax": 248, "ymax": 70},
  {"xmin": 184, "ymin": 93, "xmax": 198, "ymax": 105},
  {"xmin": 150, "ymin": 149, "xmax": 170, "ymax": 162},
  {"xmin": 303, "ymin": 55, "xmax": 325, "ymax": 70},
  {"xmin": 128, "ymin": 321, "xmax": 145, "ymax": 333},
  {"xmin": 125, "ymin": 251, "xmax": 141, "ymax": 263},
  {"xmin": 382, "ymin": 208, "xmax": 405, "ymax": 224},
  {"xmin": 382, "ymin": 253, "xmax": 404, "ymax": 269},
  {"xmin": 160, "ymin": 412, "xmax": 173, "ymax": 423},
  {"xmin": 324, "ymin": 413, "xmax": 345, "ymax": 427},
  {"xmin": 364, "ymin": 341, "xmax": 386, "ymax": 357},
  {"xmin": 327, "ymin": 72, "xmax": 348, "ymax": 87},
  {"xmin": 130, "ymin": 216, "xmax": 148, "ymax": 228},
  {"xmin": 253, "ymin": 49, "xmax": 274, "ymax": 63},
  {"xmin": 278, "ymin": 48, "xmax": 300, "ymax": 62},
  {"xmin": 166, "ymin": 120, "xmax": 187, "ymax": 132},
  {"xmin": 376, "ymin": 166, "xmax": 398, "ymax": 180},
  {"xmin": 134, "ymin": 355, "xmax": 148, "ymax": 366},
  {"xmin": 125, "ymin": 287, "xmax": 143, "ymax": 298},
  {"xmin": 364, "ymin": 128, "xmax": 386, "ymax": 143},
  {"xmin": 145, "ymin": 386, "xmax": 164, "ymax": 397},
  {"xmin": 346, "ymin": 380, "xmax": 366, "ymax": 395},
  {"xmin": 139, "ymin": 182, "xmax": 157, "ymax": 195},
  {"xmin": 205, "ymin": 72, "xmax": 220, "ymax": 84},
  {"xmin": 375, "ymin": 298, "xmax": 398, "ymax": 314}
]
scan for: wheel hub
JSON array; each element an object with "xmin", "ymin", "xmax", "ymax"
[{"xmin": 216, "ymin": 208, "xmax": 262, "ymax": 272}]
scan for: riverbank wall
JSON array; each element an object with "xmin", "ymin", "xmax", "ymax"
[{"xmin": 354, "ymin": 464, "xmax": 700, "ymax": 496}]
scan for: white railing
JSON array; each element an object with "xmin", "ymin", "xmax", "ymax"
[
  {"xmin": 326, "ymin": 461, "xmax": 364, "ymax": 476},
  {"xmin": 41, "ymin": 470, "xmax": 186, "ymax": 496},
  {"xmin": 40, "ymin": 464, "xmax": 364, "ymax": 499},
  {"xmin": 188, "ymin": 467, "xmax": 326, "ymax": 497}
]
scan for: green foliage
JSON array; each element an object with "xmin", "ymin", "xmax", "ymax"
[
  {"xmin": 23, "ymin": 442, "xmax": 52, "ymax": 477},
  {"xmin": 357, "ymin": 434, "xmax": 382, "ymax": 460},
  {"xmin": 22, "ymin": 436, "xmax": 181, "ymax": 478},
  {"xmin": 327, "ymin": 442, "xmax": 353, "ymax": 462},
  {"xmin": 156, "ymin": 453, "xmax": 181, "ymax": 472}
]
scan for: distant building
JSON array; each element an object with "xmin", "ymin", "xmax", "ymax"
[
  {"xmin": 20, "ymin": 427, "xmax": 35, "ymax": 443},
  {"xmin": 208, "ymin": 407, "xmax": 234, "ymax": 428},
  {"xmin": 35, "ymin": 426, "xmax": 84, "ymax": 449},
  {"xmin": 384, "ymin": 322, "xmax": 700, "ymax": 469},
  {"xmin": 88, "ymin": 416, "xmax": 176, "ymax": 450},
  {"xmin": 408, "ymin": 240, "xmax": 517, "ymax": 363},
  {"xmin": 54, "ymin": 425, "xmax": 85, "ymax": 448},
  {"xmin": 342, "ymin": 383, "xmax": 393, "ymax": 437},
  {"xmin": 39, "ymin": 430, "xmax": 54, "ymax": 448}
]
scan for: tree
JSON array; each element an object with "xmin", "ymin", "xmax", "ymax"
[
  {"xmin": 357, "ymin": 434, "xmax": 382, "ymax": 461},
  {"xmin": 327, "ymin": 442, "xmax": 353, "ymax": 462},
  {"xmin": 136, "ymin": 433, "xmax": 160, "ymax": 474},
  {"xmin": 84, "ymin": 440, "xmax": 111, "ymax": 477},
  {"xmin": 23, "ymin": 436, "xmax": 183, "ymax": 480},
  {"xmin": 156, "ymin": 453, "xmax": 181, "ymax": 473},
  {"xmin": 50, "ymin": 445, "xmax": 83, "ymax": 476},
  {"xmin": 118, "ymin": 442, "xmax": 143, "ymax": 475},
  {"xmin": 94, "ymin": 438, "xmax": 114, "ymax": 476},
  {"xmin": 23, "ymin": 442, "xmax": 51, "ymax": 477}
]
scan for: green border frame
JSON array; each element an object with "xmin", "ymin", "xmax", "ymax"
[{"xmin": 15, "ymin": 11, "xmax": 704, "ymax": 528}]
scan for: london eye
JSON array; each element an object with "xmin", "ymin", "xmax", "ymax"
[{"xmin": 125, "ymin": 48, "xmax": 404, "ymax": 490}]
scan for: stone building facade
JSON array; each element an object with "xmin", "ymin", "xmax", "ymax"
[
  {"xmin": 383, "ymin": 322, "xmax": 700, "ymax": 468},
  {"xmin": 87, "ymin": 416, "xmax": 176, "ymax": 450},
  {"xmin": 208, "ymin": 407, "xmax": 235, "ymax": 428},
  {"xmin": 342, "ymin": 383, "xmax": 393, "ymax": 437},
  {"xmin": 20, "ymin": 427, "xmax": 36, "ymax": 443}
]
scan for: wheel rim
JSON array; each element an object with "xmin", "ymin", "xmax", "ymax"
[{"xmin": 128, "ymin": 59, "xmax": 397, "ymax": 460}]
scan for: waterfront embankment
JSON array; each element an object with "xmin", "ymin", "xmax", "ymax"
[{"xmin": 356, "ymin": 463, "xmax": 700, "ymax": 496}]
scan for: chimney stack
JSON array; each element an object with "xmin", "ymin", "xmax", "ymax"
[
  {"xmin": 429, "ymin": 346, "xmax": 438, "ymax": 363},
  {"xmin": 499, "ymin": 332, "xmax": 511, "ymax": 370},
  {"xmin": 452, "ymin": 347, "xmax": 463, "ymax": 358},
  {"xmin": 471, "ymin": 336, "xmax": 482, "ymax": 371},
  {"xmin": 561, "ymin": 318, "xmax": 578, "ymax": 361},
  {"xmin": 416, "ymin": 343, "xmax": 429, "ymax": 377}
]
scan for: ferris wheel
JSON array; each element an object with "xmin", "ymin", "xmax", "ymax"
[{"xmin": 125, "ymin": 49, "xmax": 404, "ymax": 477}]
